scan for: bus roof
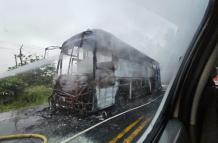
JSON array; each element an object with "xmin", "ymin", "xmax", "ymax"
[{"xmin": 61, "ymin": 29, "xmax": 158, "ymax": 65}]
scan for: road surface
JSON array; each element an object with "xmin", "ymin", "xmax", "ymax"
[{"xmin": 0, "ymin": 95, "xmax": 163, "ymax": 143}]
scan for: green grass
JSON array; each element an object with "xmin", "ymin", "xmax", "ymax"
[{"xmin": 0, "ymin": 85, "xmax": 52, "ymax": 113}]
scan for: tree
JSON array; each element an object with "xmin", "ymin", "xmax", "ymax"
[
  {"xmin": 0, "ymin": 48, "xmax": 56, "ymax": 106},
  {"xmin": 0, "ymin": 76, "xmax": 26, "ymax": 104},
  {"xmin": 8, "ymin": 51, "xmax": 56, "ymax": 86}
]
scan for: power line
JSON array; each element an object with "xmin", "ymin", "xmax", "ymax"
[{"xmin": 0, "ymin": 47, "xmax": 18, "ymax": 51}]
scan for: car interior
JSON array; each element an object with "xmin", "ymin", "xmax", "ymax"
[
  {"xmin": 158, "ymin": 42, "xmax": 218, "ymax": 143},
  {"xmin": 190, "ymin": 43, "xmax": 218, "ymax": 143},
  {"xmin": 156, "ymin": 1, "xmax": 218, "ymax": 141},
  {"xmin": 195, "ymin": 47, "xmax": 218, "ymax": 143}
]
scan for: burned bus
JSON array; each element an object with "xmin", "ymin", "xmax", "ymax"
[{"xmin": 49, "ymin": 29, "xmax": 161, "ymax": 114}]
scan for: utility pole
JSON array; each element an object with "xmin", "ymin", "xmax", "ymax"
[
  {"xmin": 14, "ymin": 54, "xmax": 18, "ymax": 68},
  {"xmin": 19, "ymin": 44, "xmax": 23, "ymax": 65}
]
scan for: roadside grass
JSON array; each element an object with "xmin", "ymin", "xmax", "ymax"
[{"xmin": 0, "ymin": 85, "xmax": 52, "ymax": 113}]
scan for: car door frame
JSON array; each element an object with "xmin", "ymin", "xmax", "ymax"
[{"xmin": 137, "ymin": 0, "xmax": 218, "ymax": 142}]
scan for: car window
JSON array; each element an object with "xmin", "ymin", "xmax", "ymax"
[{"xmin": 0, "ymin": 0, "xmax": 209, "ymax": 143}]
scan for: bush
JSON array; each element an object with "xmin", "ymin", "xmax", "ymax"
[
  {"xmin": 18, "ymin": 64, "xmax": 55, "ymax": 87},
  {"xmin": 0, "ymin": 76, "xmax": 26, "ymax": 104},
  {"xmin": 0, "ymin": 53, "xmax": 55, "ymax": 112},
  {"xmin": 20, "ymin": 85, "xmax": 52, "ymax": 104}
]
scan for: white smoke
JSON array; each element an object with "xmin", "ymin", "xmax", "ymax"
[
  {"xmin": 0, "ymin": 55, "xmax": 58, "ymax": 79},
  {"xmin": 0, "ymin": 0, "xmax": 209, "ymax": 84}
]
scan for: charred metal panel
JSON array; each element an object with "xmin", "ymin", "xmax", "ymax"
[
  {"xmin": 50, "ymin": 29, "xmax": 161, "ymax": 114},
  {"xmin": 96, "ymin": 84, "xmax": 118, "ymax": 109}
]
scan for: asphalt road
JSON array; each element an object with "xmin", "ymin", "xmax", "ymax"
[
  {"xmin": 62, "ymin": 96, "xmax": 162, "ymax": 143},
  {"xmin": 0, "ymin": 95, "xmax": 163, "ymax": 143}
]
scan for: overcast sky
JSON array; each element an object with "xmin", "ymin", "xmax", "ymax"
[{"xmin": 0, "ymin": 0, "xmax": 209, "ymax": 83}]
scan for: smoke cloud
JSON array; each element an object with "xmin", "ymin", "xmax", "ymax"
[{"xmin": 0, "ymin": 0, "xmax": 209, "ymax": 84}]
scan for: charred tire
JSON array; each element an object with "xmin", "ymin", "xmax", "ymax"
[{"xmin": 101, "ymin": 111, "xmax": 108, "ymax": 119}]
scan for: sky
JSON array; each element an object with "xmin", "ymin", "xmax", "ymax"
[{"xmin": 0, "ymin": 0, "xmax": 209, "ymax": 83}]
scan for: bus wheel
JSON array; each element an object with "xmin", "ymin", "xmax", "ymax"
[{"xmin": 101, "ymin": 111, "xmax": 108, "ymax": 119}]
